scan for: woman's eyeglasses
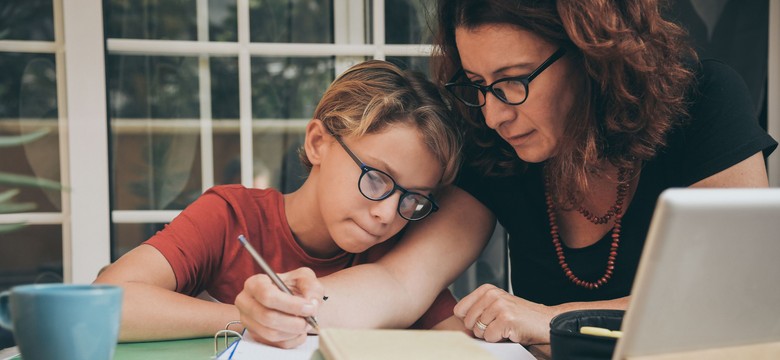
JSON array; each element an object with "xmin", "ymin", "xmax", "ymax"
[
  {"xmin": 445, "ymin": 47, "xmax": 566, "ymax": 108},
  {"xmin": 333, "ymin": 135, "xmax": 439, "ymax": 221}
]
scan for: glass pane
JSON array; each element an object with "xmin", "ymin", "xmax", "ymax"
[
  {"xmin": 211, "ymin": 57, "xmax": 239, "ymax": 119},
  {"xmin": 249, "ymin": 0, "xmax": 333, "ymax": 43},
  {"xmin": 0, "ymin": 225, "xmax": 63, "ymax": 291},
  {"xmin": 107, "ymin": 55, "xmax": 202, "ymax": 211},
  {"xmin": 251, "ymin": 57, "xmax": 333, "ymax": 118},
  {"xmin": 107, "ymin": 55, "xmax": 199, "ymax": 118},
  {"xmin": 253, "ymin": 130, "xmax": 306, "ymax": 192},
  {"xmin": 386, "ymin": 56, "xmax": 431, "ymax": 77},
  {"xmin": 251, "ymin": 56, "xmax": 331, "ymax": 192},
  {"xmin": 0, "ymin": 52, "xmax": 61, "ymax": 213},
  {"xmin": 214, "ymin": 130, "xmax": 241, "ymax": 185},
  {"xmin": 0, "ymin": 0, "xmax": 54, "ymax": 41},
  {"xmin": 209, "ymin": 0, "xmax": 237, "ymax": 42},
  {"xmin": 105, "ymin": 0, "xmax": 196, "ymax": 40},
  {"xmin": 112, "ymin": 223, "xmax": 167, "ymax": 260},
  {"xmin": 385, "ymin": 0, "xmax": 434, "ymax": 44}
]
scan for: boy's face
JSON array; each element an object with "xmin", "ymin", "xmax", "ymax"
[{"xmin": 318, "ymin": 124, "xmax": 443, "ymax": 254}]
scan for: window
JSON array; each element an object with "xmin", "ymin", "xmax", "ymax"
[{"xmin": 1, "ymin": 0, "xmax": 438, "ymax": 286}]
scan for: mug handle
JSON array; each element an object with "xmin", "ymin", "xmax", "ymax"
[{"xmin": 0, "ymin": 290, "xmax": 12, "ymax": 330}]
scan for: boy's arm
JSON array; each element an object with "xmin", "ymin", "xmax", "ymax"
[
  {"xmin": 94, "ymin": 244, "xmax": 239, "ymax": 342},
  {"xmin": 318, "ymin": 186, "xmax": 495, "ymax": 327},
  {"xmin": 237, "ymin": 186, "xmax": 495, "ymax": 346}
]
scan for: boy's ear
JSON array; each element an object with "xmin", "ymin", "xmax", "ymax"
[{"xmin": 304, "ymin": 119, "xmax": 331, "ymax": 166}]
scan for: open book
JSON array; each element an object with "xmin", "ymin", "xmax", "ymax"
[{"xmin": 217, "ymin": 329, "xmax": 536, "ymax": 360}]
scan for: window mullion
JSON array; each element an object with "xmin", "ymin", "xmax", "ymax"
[
  {"xmin": 197, "ymin": 0, "xmax": 215, "ymax": 190},
  {"xmin": 61, "ymin": 0, "xmax": 111, "ymax": 283},
  {"xmin": 237, "ymin": 0, "xmax": 253, "ymax": 188}
]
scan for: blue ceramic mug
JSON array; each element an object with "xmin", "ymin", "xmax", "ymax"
[{"xmin": 0, "ymin": 284, "xmax": 123, "ymax": 360}]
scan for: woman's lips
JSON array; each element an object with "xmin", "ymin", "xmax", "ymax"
[{"xmin": 505, "ymin": 130, "xmax": 535, "ymax": 146}]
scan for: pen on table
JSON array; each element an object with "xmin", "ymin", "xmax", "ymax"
[{"xmin": 237, "ymin": 234, "xmax": 320, "ymax": 331}]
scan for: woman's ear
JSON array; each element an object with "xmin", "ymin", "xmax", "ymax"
[{"xmin": 303, "ymin": 119, "xmax": 331, "ymax": 166}]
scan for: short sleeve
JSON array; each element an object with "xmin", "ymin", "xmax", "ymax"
[
  {"xmin": 144, "ymin": 190, "xmax": 232, "ymax": 296},
  {"xmin": 678, "ymin": 60, "xmax": 777, "ymax": 185}
]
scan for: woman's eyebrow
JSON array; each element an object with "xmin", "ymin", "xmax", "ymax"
[{"xmin": 463, "ymin": 62, "xmax": 535, "ymax": 78}]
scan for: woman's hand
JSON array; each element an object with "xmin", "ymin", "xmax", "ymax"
[
  {"xmin": 234, "ymin": 267, "xmax": 325, "ymax": 348},
  {"xmin": 454, "ymin": 284, "xmax": 556, "ymax": 345}
]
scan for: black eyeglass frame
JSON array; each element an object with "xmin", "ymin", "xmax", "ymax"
[
  {"xmin": 333, "ymin": 135, "xmax": 440, "ymax": 221},
  {"xmin": 445, "ymin": 47, "xmax": 567, "ymax": 108}
]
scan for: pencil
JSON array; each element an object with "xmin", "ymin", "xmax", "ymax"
[{"xmin": 237, "ymin": 234, "xmax": 320, "ymax": 331}]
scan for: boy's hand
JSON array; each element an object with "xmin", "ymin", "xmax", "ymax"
[{"xmin": 235, "ymin": 267, "xmax": 325, "ymax": 348}]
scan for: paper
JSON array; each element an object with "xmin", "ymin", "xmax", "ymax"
[
  {"xmin": 217, "ymin": 333, "xmax": 537, "ymax": 360},
  {"xmin": 216, "ymin": 335, "xmax": 319, "ymax": 360}
]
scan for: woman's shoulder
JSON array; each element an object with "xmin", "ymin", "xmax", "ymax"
[{"xmin": 689, "ymin": 59, "xmax": 751, "ymax": 105}]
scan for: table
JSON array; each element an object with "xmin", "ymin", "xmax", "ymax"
[{"xmin": 3, "ymin": 338, "xmax": 552, "ymax": 359}]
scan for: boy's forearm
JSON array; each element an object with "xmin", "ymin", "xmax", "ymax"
[{"xmin": 94, "ymin": 280, "xmax": 240, "ymax": 342}]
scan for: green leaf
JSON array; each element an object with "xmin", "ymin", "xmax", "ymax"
[
  {"xmin": 0, "ymin": 201, "xmax": 36, "ymax": 214},
  {"xmin": 0, "ymin": 171, "xmax": 63, "ymax": 190},
  {"xmin": 0, "ymin": 128, "xmax": 50, "ymax": 147},
  {"xmin": 0, "ymin": 189, "xmax": 21, "ymax": 203},
  {"xmin": 0, "ymin": 222, "xmax": 27, "ymax": 234}
]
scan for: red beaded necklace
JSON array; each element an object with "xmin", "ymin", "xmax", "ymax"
[{"xmin": 544, "ymin": 167, "xmax": 633, "ymax": 289}]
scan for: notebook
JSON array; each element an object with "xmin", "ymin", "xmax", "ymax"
[
  {"xmin": 318, "ymin": 329, "xmax": 494, "ymax": 360},
  {"xmin": 612, "ymin": 188, "xmax": 780, "ymax": 359}
]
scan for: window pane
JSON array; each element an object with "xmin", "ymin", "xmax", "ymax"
[
  {"xmin": 209, "ymin": 0, "xmax": 237, "ymax": 42},
  {"xmin": 385, "ymin": 0, "xmax": 434, "ymax": 44},
  {"xmin": 0, "ymin": 225, "xmax": 63, "ymax": 291},
  {"xmin": 105, "ymin": 0, "xmax": 196, "ymax": 40},
  {"xmin": 0, "ymin": 0, "xmax": 54, "ymax": 41},
  {"xmin": 387, "ymin": 56, "xmax": 431, "ymax": 77},
  {"xmin": 107, "ymin": 55, "xmax": 199, "ymax": 119},
  {"xmin": 112, "ymin": 223, "xmax": 167, "ymax": 260},
  {"xmin": 251, "ymin": 57, "xmax": 333, "ymax": 118},
  {"xmin": 251, "ymin": 57, "xmax": 331, "ymax": 192},
  {"xmin": 253, "ymin": 130, "xmax": 306, "ymax": 192},
  {"xmin": 0, "ymin": 53, "xmax": 61, "ymax": 212},
  {"xmin": 214, "ymin": 130, "xmax": 241, "ymax": 185},
  {"xmin": 249, "ymin": 0, "xmax": 333, "ymax": 43},
  {"xmin": 211, "ymin": 57, "xmax": 239, "ymax": 119},
  {"xmin": 107, "ymin": 55, "xmax": 202, "ymax": 210}
]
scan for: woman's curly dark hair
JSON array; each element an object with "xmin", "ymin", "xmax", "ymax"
[{"xmin": 432, "ymin": 0, "xmax": 697, "ymax": 203}]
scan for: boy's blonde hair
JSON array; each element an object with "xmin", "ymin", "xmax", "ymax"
[{"xmin": 300, "ymin": 60, "xmax": 462, "ymax": 185}]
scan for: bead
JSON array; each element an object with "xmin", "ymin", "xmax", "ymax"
[{"xmin": 546, "ymin": 166, "xmax": 631, "ymax": 290}]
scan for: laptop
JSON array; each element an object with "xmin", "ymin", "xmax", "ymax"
[{"xmin": 613, "ymin": 188, "xmax": 780, "ymax": 359}]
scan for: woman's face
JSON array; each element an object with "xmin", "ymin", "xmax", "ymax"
[{"xmin": 455, "ymin": 24, "xmax": 579, "ymax": 163}]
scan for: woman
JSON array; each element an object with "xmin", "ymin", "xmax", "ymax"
[
  {"xmin": 435, "ymin": 0, "xmax": 776, "ymax": 344},
  {"xmin": 235, "ymin": 0, "xmax": 776, "ymax": 347}
]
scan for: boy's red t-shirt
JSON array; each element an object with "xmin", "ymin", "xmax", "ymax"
[{"xmin": 145, "ymin": 184, "xmax": 455, "ymax": 329}]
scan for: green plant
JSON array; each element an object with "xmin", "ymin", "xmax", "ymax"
[{"xmin": 0, "ymin": 128, "xmax": 62, "ymax": 233}]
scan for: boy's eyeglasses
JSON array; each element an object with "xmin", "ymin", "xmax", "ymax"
[
  {"xmin": 333, "ymin": 135, "xmax": 439, "ymax": 221},
  {"xmin": 445, "ymin": 47, "xmax": 566, "ymax": 108}
]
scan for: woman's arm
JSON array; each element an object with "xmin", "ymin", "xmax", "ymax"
[
  {"xmin": 236, "ymin": 186, "xmax": 496, "ymax": 347},
  {"xmin": 94, "ymin": 244, "xmax": 240, "ymax": 342},
  {"xmin": 455, "ymin": 152, "xmax": 771, "ymax": 345}
]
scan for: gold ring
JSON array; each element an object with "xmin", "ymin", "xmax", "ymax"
[{"xmin": 475, "ymin": 320, "xmax": 488, "ymax": 331}]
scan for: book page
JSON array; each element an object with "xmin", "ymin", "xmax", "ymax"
[{"xmin": 218, "ymin": 333, "xmax": 537, "ymax": 360}]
